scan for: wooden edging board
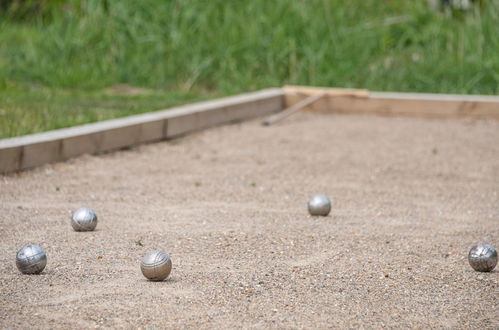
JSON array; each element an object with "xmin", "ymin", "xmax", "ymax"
[
  {"xmin": 0, "ymin": 88, "xmax": 284, "ymax": 174},
  {"xmin": 2, "ymin": 85, "xmax": 498, "ymax": 174},
  {"xmin": 284, "ymin": 85, "xmax": 499, "ymax": 119}
]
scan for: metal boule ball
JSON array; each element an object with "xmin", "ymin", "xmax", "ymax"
[
  {"xmin": 308, "ymin": 194, "xmax": 332, "ymax": 216},
  {"xmin": 140, "ymin": 250, "xmax": 172, "ymax": 281},
  {"xmin": 71, "ymin": 207, "xmax": 98, "ymax": 231},
  {"xmin": 468, "ymin": 243, "xmax": 497, "ymax": 272},
  {"xmin": 16, "ymin": 244, "xmax": 47, "ymax": 274}
]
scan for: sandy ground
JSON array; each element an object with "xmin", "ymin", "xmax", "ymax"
[{"xmin": 1, "ymin": 113, "xmax": 498, "ymax": 329}]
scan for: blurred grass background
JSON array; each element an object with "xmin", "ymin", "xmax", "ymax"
[{"xmin": 1, "ymin": 0, "xmax": 498, "ymax": 138}]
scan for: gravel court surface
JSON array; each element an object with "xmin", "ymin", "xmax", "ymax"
[{"xmin": 1, "ymin": 112, "xmax": 498, "ymax": 329}]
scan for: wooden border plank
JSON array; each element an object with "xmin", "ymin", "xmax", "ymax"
[
  {"xmin": 3, "ymin": 84, "xmax": 497, "ymax": 174},
  {"xmin": 284, "ymin": 85, "xmax": 499, "ymax": 119},
  {"xmin": 0, "ymin": 88, "xmax": 284, "ymax": 173},
  {"xmin": 0, "ymin": 146, "xmax": 22, "ymax": 173}
]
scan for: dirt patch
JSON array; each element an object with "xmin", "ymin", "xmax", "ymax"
[{"xmin": 1, "ymin": 113, "xmax": 498, "ymax": 328}]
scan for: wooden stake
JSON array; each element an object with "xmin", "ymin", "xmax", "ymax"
[{"xmin": 262, "ymin": 91, "xmax": 327, "ymax": 126}]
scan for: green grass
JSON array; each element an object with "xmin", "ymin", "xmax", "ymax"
[
  {"xmin": 0, "ymin": 85, "xmax": 216, "ymax": 138},
  {"xmin": 1, "ymin": 1, "xmax": 498, "ymax": 138}
]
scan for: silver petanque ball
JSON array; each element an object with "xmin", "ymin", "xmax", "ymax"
[
  {"xmin": 308, "ymin": 194, "xmax": 332, "ymax": 216},
  {"xmin": 140, "ymin": 250, "xmax": 172, "ymax": 281},
  {"xmin": 71, "ymin": 207, "xmax": 98, "ymax": 232},
  {"xmin": 16, "ymin": 244, "xmax": 47, "ymax": 274},
  {"xmin": 468, "ymin": 243, "xmax": 498, "ymax": 272}
]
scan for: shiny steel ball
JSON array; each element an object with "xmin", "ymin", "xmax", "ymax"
[
  {"xmin": 308, "ymin": 194, "xmax": 332, "ymax": 216},
  {"xmin": 140, "ymin": 250, "xmax": 172, "ymax": 281},
  {"xmin": 16, "ymin": 244, "xmax": 47, "ymax": 274},
  {"xmin": 71, "ymin": 207, "xmax": 98, "ymax": 231},
  {"xmin": 468, "ymin": 243, "xmax": 498, "ymax": 272}
]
